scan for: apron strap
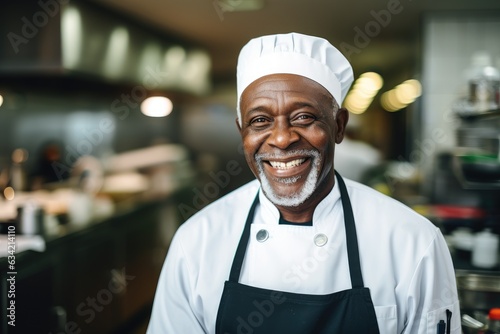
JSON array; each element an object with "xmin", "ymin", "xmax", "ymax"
[
  {"xmin": 228, "ymin": 191, "xmax": 259, "ymax": 282},
  {"xmin": 335, "ymin": 171, "xmax": 364, "ymax": 289}
]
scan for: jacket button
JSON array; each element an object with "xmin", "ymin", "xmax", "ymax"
[
  {"xmin": 256, "ymin": 229, "xmax": 269, "ymax": 242},
  {"xmin": 314, "ymin": 233, "xmax": 328, "ymax": 247}
]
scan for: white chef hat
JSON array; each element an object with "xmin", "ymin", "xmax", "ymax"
[{"xmin": 236, "ymin": 32, "xmax": 354, "ymax": 122}]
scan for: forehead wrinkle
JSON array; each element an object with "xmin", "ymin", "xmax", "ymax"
[
  {"xmin": 244, "ymin": 91, "xmax": 288, "ymax": 112},
  {"xmin": 258, "ymin": 83, "xmax": 333, "ymax": 109}
]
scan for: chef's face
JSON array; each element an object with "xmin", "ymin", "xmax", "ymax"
[{"xmin": 238, "ymin": 74, "xmax": 348, "ymax": 207}]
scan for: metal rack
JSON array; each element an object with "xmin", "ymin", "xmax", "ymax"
[{"xmin": 450, "ymin": 106, "xmax": 500, "ymax": 232}]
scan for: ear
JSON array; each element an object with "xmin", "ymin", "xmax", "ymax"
[
  {"xmin": 235, "ymin": 117, "xmax": 242, "ymax": 133},
  {"xmin": 335, "ymin": 108, "xmax": 349, "ymax": 144}
]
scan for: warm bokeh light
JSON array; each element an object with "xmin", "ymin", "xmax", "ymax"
[
  {"xmin": 140, "ymin": 96, "xmax": 173, "ymax": 117},
  {"xmin": 405, "ymin": 79, "xmax": 422, "ymax": 98},
  {"xmin": 11, "ymin": 148, "xmax": 29, "ymax": 164},
  {"xmin": 359, "ymin": 72, "xmax": 384, "ymax": 91},
  {"xmin": 0, "ymin": 94, "xmax": 3, "ymax": 107},
  {"xmin": 381, "ymin": 79, "xmax": 422, "ymax": 112},
  {"xmin": 4, "ymin": 187, "xmax": 15, "ymax": 200},
  {"xmin": 344, "ymin": 72, "xmax": 384, "ymax": 114},
  {"xmin": 395, "ymin": 79, "xmax": 422, "ymax": 105},
  {"xmin": 381, "ymin": 91, "xmax": 399, "ymax": 112},
  {"xmin": 344, "ymin": 95, "xmax": 372, "ymax": 114}
]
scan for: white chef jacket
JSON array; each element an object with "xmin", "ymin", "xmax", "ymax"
[{"xmin": 147, "ymin": 176, "xmax": 461, "ymax": 333}]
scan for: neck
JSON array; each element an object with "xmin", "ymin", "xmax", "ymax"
[{"xmin": 277, "ymin": 205, "xmax": 315, "ymax": 223}]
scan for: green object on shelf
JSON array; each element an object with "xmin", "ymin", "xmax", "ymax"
[
  {"xmin": 459, "ymin": 153, "xmax": 500, "ymax": 182},
  {"xmin": 460, "ymin": 154, "xmax": 499, "ymax": 164}
]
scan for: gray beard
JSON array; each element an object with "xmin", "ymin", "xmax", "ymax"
[{"xmin": 256, "ymin": 150, "xmax": 321, "ymax": 207}]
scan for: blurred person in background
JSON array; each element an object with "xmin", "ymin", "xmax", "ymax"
[
  {"xmin": 147, "ymin": 32, "xmax": 460, "ymax": 333},
  {"xmin": 30, "ymin": 140, "xmax": 67, "ymax": 190},
  {"xmin": 334, "ymin": 115, "xmax": 383, "ymax": 183}
]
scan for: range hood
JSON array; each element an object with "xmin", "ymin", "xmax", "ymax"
[{"xmin": 0, "ymin": 0, "xmax": 212, "ymax": 95}]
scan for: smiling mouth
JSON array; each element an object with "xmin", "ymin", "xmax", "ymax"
[{"xmin": 268, "ymin": 158, "xmax": 307, "ymax": 170}]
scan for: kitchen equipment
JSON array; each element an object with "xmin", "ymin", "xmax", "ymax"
[
  {"xmin": 17, "ymin": 201, "xmax": 44, "ymax": 236},
  {"xmin": 456, "ymin": 129, "xmax": 499, "ymax": 157},
  {"xmin": 456, "ymin": 272, "xmax": 500, "ymax": 313},
  {"xmin": 433, "ymin": 204, "xmax": 486, "ymax": 236},
  {"xmin": 472, "ymin": 230, "xmax": 499, "ymax": 269},
  {"xmin": 460, "ymin": 154, "xmax": 500, "ymax": 182},
  {"xmin": 462, "ymin": 314, "xmax": 486, "ymax": 334},
  {"xmin": 451, "ymin": 227, "xmax": 475, "ymax": 260},
  {"xmin": 486, "ymin": 308, "xmax": 500, "ymax": 333}
]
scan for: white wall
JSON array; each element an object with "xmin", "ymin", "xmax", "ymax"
[{"xmin": 420, "ymin": 13, "xmax": 500, "ymax": 181}]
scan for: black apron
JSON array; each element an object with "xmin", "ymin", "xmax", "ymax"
[{"xmin": 215, "ymin": 172, "xmax": 380, "ymax": 334}]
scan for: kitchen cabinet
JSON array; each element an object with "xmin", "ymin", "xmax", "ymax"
[
  {"xmin": 1, "ymin": 249, "xmax": 60, "ymax": 333},
  {"xmin": 0, "ymin": 198, "xmax": 179, "ymax": 334}
]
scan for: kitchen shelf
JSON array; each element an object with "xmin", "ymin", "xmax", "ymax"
[
  {"xmin": 452, "ymin": 155, "xmax": 500, "ymax": 190},
  {"xmin": 454, "ymin": 104, "xmax": 500, "ymax": 121}
]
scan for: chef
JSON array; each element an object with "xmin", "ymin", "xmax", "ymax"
[{"xmin": 147, "ymin": 32, "xmax": 461, "ymax": 333}]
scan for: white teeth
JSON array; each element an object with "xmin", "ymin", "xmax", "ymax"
[{"xmin": 269, "ymin": 158, "xmax": 306, "ymax": 169}]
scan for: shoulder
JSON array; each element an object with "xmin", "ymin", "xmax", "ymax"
[{"xmin": 166, "ymin": 180, "xmax": 260, "ymax": 287}]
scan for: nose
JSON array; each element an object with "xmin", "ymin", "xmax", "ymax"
[{"xmin": 266, "ymin": 119, "xmax": 300, "ymax": 149}]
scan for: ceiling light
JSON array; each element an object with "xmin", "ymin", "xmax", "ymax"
[
  {"xmin": 164, "ymin": 46, "xmax": 186, "ymax": 69},
  {"xmin": 138, "ymin": 42, "xmax": 162, "ymax": 80},
  {"xmin": 61, "ymin": 6, "xmax": 83, "ymax": 69},
  {"xmin": 103, "ymin": 27, "xmax": 130, "ymax": 79},
  {"xmin": 140, "ymin": 96, "xmax": 173, "ymax": 117}
]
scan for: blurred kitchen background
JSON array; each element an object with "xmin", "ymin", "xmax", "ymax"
[{"xmin": 1, "ymin": 0, "xmax": 500, "ymax": 333}]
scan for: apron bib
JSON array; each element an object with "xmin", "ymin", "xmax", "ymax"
[{"xmin": 215, "ymin": 172, "xmax": 380, "ymax": 334}]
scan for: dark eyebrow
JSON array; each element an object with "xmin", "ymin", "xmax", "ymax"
[{"xmin": 242, "ymin": 99, "xmax": 321, "ymax": 117}]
